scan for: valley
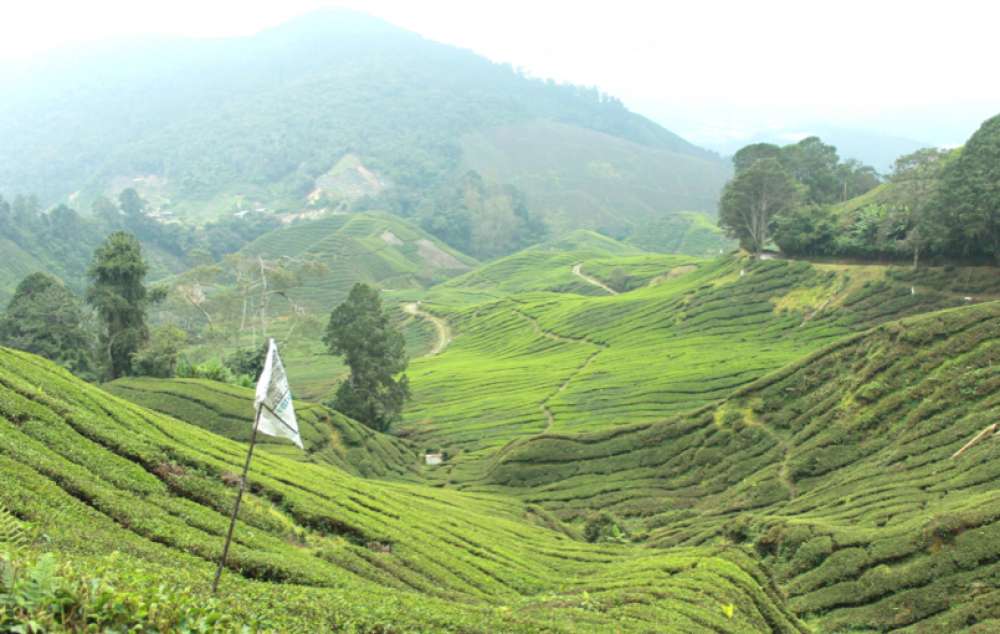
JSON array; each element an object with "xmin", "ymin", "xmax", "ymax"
[{"xmin": 1, "ymin": 7, "xmax": 999, "ymax": 633}]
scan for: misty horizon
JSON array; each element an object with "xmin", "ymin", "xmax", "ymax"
[{"xmin": 1, "ymin": 2, "xmax": 996, "ymax": 155}]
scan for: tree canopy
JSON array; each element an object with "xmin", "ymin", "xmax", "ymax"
[
  {"xmin": 86, "ymin": 232, "xmax": 158, "ymax": 380},
  {"xmin": 323, "ymin": 283, "xmax": 409, "ymax": 431},
  {"xmin": 0, "ymin": 272, "xmax": 94, "ymax": 378},
  {"xmin": 937, "ymin": 113, "xmax": 1000, "ymax": 262},
  {"xmin": 719, "ymin": 158, "xmax": 803, "ymax": 255},
  {"xmin": 724, "ymin": 114, "xmax": 1000, "ymax": 265}
]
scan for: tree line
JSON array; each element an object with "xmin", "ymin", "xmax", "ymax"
[
  {"xmin": 0, "ymin": 230, "xmax": 410, "ymax": 432},
  {"xmin": 0, "ymin": 188, "xmax": 280, "ymax": 299},
  {"xmin": 719, "ymin": 113, "xmax": 1000, "ymax": 265}
]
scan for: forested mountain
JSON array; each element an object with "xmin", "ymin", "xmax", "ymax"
[{"xmin": 0, "ymin": 9, "xmax": 728, "ymax": 255}]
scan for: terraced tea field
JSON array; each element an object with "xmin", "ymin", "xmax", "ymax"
[
  {"xmin": 104, "ymin": 377, "xmax": 417, "ymax": 478},
  {"xmin": 0, "ymin": 347, "xmax": 805, "ymax": 632},
  {"xmin": 162, "ymin": 212, "xmax": 473, "ymax": 400},
  {"xmin": 485, "ymin": 301, "xmax": 1000, "ymax": 632},
  {"xmin": 403, "ymin": 254, "xmax": 986, "ymax": 482},
  {"xmin": 6, "ymin": 233, "xmax": 1000, "ymax": 631}
]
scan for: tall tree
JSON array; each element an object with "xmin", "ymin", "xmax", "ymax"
[
  {"xmin": 732, "ymin": 143, "xmax": 782, "ymax": 174},
  {"xmin": 718, "ymin": 158, "xmax": 802, "ymax": 257},
  {"xmin": 780, "ymin": 137, "xmax": 841, "ymax": 204},
  {"xmin": 323, "ymin": 283, "xmax": 409, "ymax": 432},
  {"xmin": 86, "ymin": 232, "xmax": 157, "ymax": 379},
  {"xmin": 836, "ymin": 159, "xmax": 881, "ymax": 202},
  {"xmin": 0, "ymin": 273, "xmax": 94, "ymax": 378},
  {"xmin": 889, "ymin": 148, "xmax": 950, "ymax": 267},
  {"xmin": 937, "ymin": 114, "xmax": 1000, "ymax": 262}
]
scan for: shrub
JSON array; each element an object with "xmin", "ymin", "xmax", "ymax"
[
  {"xmin": 583, "ymin": 512, "xmax": 629, "ymax": 543},
  {"xmin": 1, "ymin": 547, "xmax": 232, "ymax": 632}
]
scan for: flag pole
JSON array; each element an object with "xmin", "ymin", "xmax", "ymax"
[{"xmin": 212, "ymin": 403, "xmax": 263, "ymax": 594}]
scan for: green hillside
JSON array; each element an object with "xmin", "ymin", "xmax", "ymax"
[
  {"xmin": 158, "ymin": 212, "xmax": 471, "ymax": 400},
  {"xmin": 0, "ymin": 10, "xmax": 727, "ymax": 245},
  {"xmin": 0, "ymin": 12, "xmax": 732, "ymax": 278},
  {"xmin": 403, "ymin": 256, "xmax": 990, "ymax": 482},
  {"xmin": 0, "ymin": 347, "xmax": 804, "ymax": 632},
  {"xmin": 103, "ymin": 377, "xmax": 417, "ymax": 479},
  {"xmin": 460, "ymin": 122, "xmax": 730, "ymax": 243},
  {"xmin": 238, "ymin": 212, "xmax": 475, "ymax": 311},
  {"xmin": 432, "ymin": 230, "xmax": 646, "ymax": 300},
  {"xmin": 487, "ymin": 301, "xmax": 1000, "ymax": 632}
]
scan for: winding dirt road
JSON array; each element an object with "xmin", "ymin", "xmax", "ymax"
[
  {"xmin": 403, "ymin": 302, "xmax": 452, "ymax": 356},
  {"xmin": 571, "ymin": 263, "xmax": 618, "ymax": 295}
]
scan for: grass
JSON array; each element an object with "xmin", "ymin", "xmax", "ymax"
[{"xmin": 0, "ymin": 346, "xmax": 805, "ymax": 632}]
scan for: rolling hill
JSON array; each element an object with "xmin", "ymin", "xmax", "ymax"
[
  {"xmin": 0, "ymin": 346, "xmax": 805, "ymax": 632},
  {"xmin": 4, "ymin": 233, "xmax": 1000, "ymax": 631},
  {"xmin": 103, "ymin": 377, "xmax": 417, "ymax": 479},
  {"xmin": 486, "ymin": 301, "xmax": 1000, "ymax": 632},
  {"xmin": 402, "ymin": 254, "xmax": 997, "ymax": 483},
  {"xmin": 0, "ymin": 9, "xmax": 728, "ymax": 252},
  {"xmin": 159, "ymin": 211, "xmax": 472, "ymax": 399}
]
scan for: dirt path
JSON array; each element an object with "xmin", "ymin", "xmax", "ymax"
[
  {"xmin": 511, "ymin": 306, "xmax": 608, "ymax": 433},
  {"xmin": 572, "ymin": 263, "xmax": 618, "ymax": 295},
  {"xmin": 403, "ymin": 302, "xmax": 452, "ymax": 356}
]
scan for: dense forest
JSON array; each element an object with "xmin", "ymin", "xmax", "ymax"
[
  {"xmin": 720, "ymin": 113, "xmax": 1000, "ymax": 264},
  {"xmin": 0, "ymin": 10, "xmax": 726, "ymax": 254},
  {"xmin": 0, "ymin": 189, "xmax": 279, "ymax": 302}
]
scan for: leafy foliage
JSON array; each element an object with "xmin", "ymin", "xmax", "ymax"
[
  {"xmin": 1, "ymin": 550, "xmax": 233, "ymax": 632},
  {"xmin": 86, "ymin": 232, "xmax": 157, "ymax": 379},
  {"xmin": 411, "ymin": 171, "xmax": 548, "ymax": 259},
  {"xmin": 324, "ymin": 283, "xmax": 410, "ymax": 431},
  {"xmin": 749, "ymin": 112, "xmax": 1000, "ymax": 264},
  {"xmin": 719, "ymin": 158, "xmax": 803, "ymax": 254},
  {"xmin": 131, "ymin": 325, "xmax": 188, "ymax": 378},
  {"xmin": 583, "ymin": 513, "xmax": 629, "ymax": 544},
  {"xmin": 937, "ymin": 112, "xmax": 1000, "ymax": 262},
  {"xmin": 0, "ymin": 190, "xmax": 280, "ymax": 305},
  {"xmin": 0, "ymin": 273, "xmax": 94, "ymax": 378}
]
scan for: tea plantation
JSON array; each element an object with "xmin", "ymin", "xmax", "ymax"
[
  {"xmin": 486, "ymin": 301, "xmax": 1000, "ymax": 632},
  {"xmin": 0, "ymin": 347, "xmax": 804, "ymax": 632},
  {"xmin": 3, "ymin": 244, "xmax": 999, "ymax": 632}
]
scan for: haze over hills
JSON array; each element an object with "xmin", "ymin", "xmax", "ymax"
[
  {"xmin": 0, "ymin": 9, "xmax": 728, "ymax": 255},
  {"xmin": 2, "ymin": 5, "xmax": 1000, "ymax": 633},
  {"xmin": 709, "ymin": 125, "xmax": 930, "ymax": 174}
]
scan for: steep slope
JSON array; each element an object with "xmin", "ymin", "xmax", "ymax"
[
  {"xmin": 486, "ymin": 301, "xmax": 1000, "ymax": 631},
  {"xmin": 237, "ymin": 211, "xmax": 476, "ymax": 310},
  {"xmin": 103, "ymin": 377, "xmax": 417, "ymax": 478},
  {"xmin": 461, "ymin": 122, "xmax": 730, "ymax": 239},
  {"xmin": 0, "ymin": 346, "xmax": 804, "ymax": 632},
  {"xmin": 0, "ymin": 10, "xmax": 727, "ymax": 241}
]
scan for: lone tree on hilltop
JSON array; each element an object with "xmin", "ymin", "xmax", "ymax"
[
  {"xmin": 323, "ymin": 283, "xmax": 409, "ymax": 431},
  {"xmin": 719, "ymin": 158, "xmax": 803, "ymax": 257},
  {"xmin": 87, "ymin": 231, "xmax": 162, "ymax": 379},
  {"xmin": 0, "ymin": 272, "xmax": 94, "ymax": 378}
]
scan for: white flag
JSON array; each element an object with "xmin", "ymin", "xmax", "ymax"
[{"xmin": 254, "ymin": 339, "xmax": 303, "ymax": 449}]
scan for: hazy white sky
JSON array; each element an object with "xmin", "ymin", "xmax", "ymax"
[{"xmin": 1, "ymin": 0, "xmax": 997, "ymax": 146}]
